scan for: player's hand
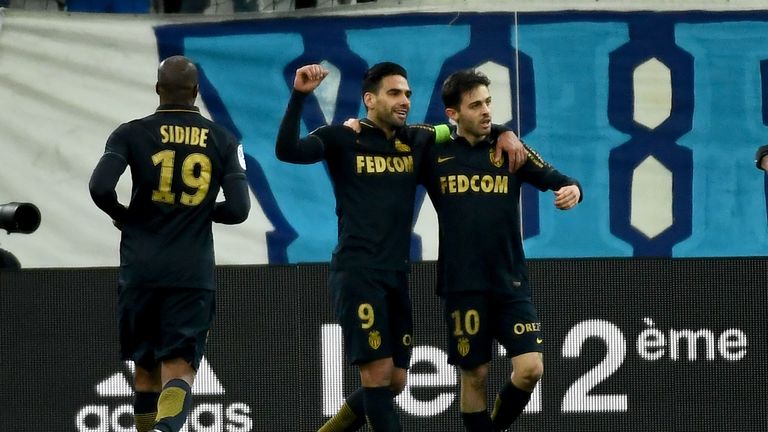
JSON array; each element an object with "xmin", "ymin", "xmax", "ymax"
[
  {"xmin": 343, "ymin": 118, "xmax": 362, "ymax": 133},
  {"xmin": 495, "ymin": 131, "xmax": 526, "ymax": 173},
  {"xmin": 760, "ymin": 155, "xmax": 768, "ymax": 171},
  {"xmin": 294, "ymin": 64, "xmax": 329, "ymax": 93},
  {"xmin": 554, "ymin": 185, "xmax": 580, "ymax": 210}
]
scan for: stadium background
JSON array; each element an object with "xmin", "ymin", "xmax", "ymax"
[{"xmin": 1, "ymin": 1, "xmax": 768, "ymax": 431}]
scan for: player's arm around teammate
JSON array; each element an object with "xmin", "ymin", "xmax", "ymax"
[{"xmin": 423, "ymin": 69, "xmax": 582, "ymax": 432}]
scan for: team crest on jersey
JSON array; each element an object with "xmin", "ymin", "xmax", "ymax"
[
  {"xmin": 394, "ymin": 139, "xmax": 411, "ymax": 153},
  {"xmin": 488, "ymin": 148, "xmax": 504, "ymax": 168},
  {"xmin": 369, "ymin": 330, "xmax": 382, "ymax": 350},
  {"xmin": 457, "ymin": 337, "xmax": 470, "ymax": 357}
]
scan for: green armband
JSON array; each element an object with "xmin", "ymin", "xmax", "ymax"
[{"xmin": 434, "ymin": 124, "xmax": 452, "ymax": 144}]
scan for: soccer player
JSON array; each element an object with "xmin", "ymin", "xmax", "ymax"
[
  {"xmin": 89, "ymin": 55, "xmax": 250, "ymax": 432},
  {"xmin": 420, "ymin": 69, "xmax": 582, "ymax": 432},
  {"xmin": 275, "ymin": 63, "xmax": 525, "ymax": 432}
]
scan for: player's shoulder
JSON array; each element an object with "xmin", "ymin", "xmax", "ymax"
[
  {"xmin": 311, "ymin": 124, "xmax": 355, "ymax": 143},
  {"xmin": 397, "ymin": 123, "xmax": 435, "ymax": 147},
  {"xmin": 406, "ymin": 123, "xmax": 436, "ymax": 133},
  {"xmin": 109, "ymin": 118, "xmax": 143, "ymax": 139},
  {"xmin": 189, "ymin": 116, "xmax": 238, "ymax": 144},
  {"xmin": 205, "ymin": 118, "xmax": 234, "ymax": 136},
  {"xmin": 311, "ymin": 123, "xmax": 346, "ymax": 134}
]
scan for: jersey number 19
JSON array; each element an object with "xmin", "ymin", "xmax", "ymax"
[{"xmin": 151, "ymin": 149, "xmax": 212, "ymax": 206}]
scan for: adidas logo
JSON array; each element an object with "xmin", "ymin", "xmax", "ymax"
[
  {"xmin": 76, "ymin": 356, "xmax": 253, "ymax": 432},
  {"xmin": 96, "ymin": 357, "xmax": 225, "ymax": 396}
]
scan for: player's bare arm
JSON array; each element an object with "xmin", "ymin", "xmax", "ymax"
[{"xmin": 553, "ymin": 185, "xmax": 581, "ymax": 210}]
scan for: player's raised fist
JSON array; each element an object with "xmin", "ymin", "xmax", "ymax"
[{"xmin": 294, "ymin": 64, "xmax": 330, "ymax": 93}]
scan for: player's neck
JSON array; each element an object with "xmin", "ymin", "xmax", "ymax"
[
  {"xmin": 456, "ymin": 127, "xmax": 485, "ymax": 146},
  {"xmin": 160, "ymin": 97, "xmax": 196, "ymax": 107},
  {"xmin": 365, "ymin": 115, "xmax": 396, "ymax": 139}
]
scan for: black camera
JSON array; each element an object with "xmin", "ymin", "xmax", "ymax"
[{"xmin": 0, "ymin": 202, "xmax": 41, "ymax": 234}]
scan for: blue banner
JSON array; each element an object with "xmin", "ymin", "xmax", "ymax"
[{"xmin": 154, "ymin": 11, "xmax": 768, "ymax": 262}]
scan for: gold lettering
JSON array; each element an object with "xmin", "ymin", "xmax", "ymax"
[
  {"xmin": 189, "ymin": 127, "xmax": 199, "ymax": 145},
  {"xmin": 199, "ymin": 128, "xmax": 208, "ymax": 147},
  {"xmin": 448, "ymin": 175, "xmax": 457, "ymax": 193},
  {"xmin": 439, "ymin": 173, "xmax": 510, "ymax": 194},
  {"xmin": 159, "ymin": 125, "xmax": 209, "ymax": 146},
  {"xmin": 174, "ymin": 126, "xmax": 185, "ymax": 143},
  {"xmin": 514, "ymin": 323, "xmax": 525, "ymax": 335},
  {"xmin": 373, "ymin": 156, "xmax": 385, "ymax": 172},
  {"xmin": 495, "ymin": 176, "xmax": 508, "ymax": 193},
  {"xmin": 457, "ymin": 175, "xmax": 469, "ymax": 193},
  {"xmin": 354, "ymin": 155, "xmax": 414, "ymax": 174},
  {"xmin": 392, "ymin": 157, "xmax": 404, "ymax": 172},
  {"xmin": 480, "ymin": 176, "xmax": 493, "ymax": 192},
  {"xmin": 160, "ymin": 125, "xmax": 170, "ymax": 143},
  {"xmin": 356, "ymin": 156, "xmax": 365, "ymax": 174}
]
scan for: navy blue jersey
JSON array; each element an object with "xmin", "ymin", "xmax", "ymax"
[
  {"xmin": 90, "ymin": 104, "xmax": 249, "ymax": 290},
  {"xmin": 421, "ymin": 131, "xmax": 582, "ymax": 295},
  {"xmin": 276, "ymin": 91, "xmax": 442, "ymax": 271}
]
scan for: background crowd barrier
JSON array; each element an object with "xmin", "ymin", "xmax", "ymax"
[{"xmin": 1, "ymin": 258, "xmax": 765, "ymax": 431}]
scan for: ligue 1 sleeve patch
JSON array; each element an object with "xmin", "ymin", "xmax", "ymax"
[{"xmin": 237, "ymin": 144, "xmax": 247, "ymax": 170}]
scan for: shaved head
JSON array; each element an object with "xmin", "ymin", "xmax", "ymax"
[{"xmin": 156, "ymin": 55, "xmax": 199, "ymax": 105}]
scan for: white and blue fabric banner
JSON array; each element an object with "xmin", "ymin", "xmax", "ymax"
[{"xmin": 1, "ymin": 7, "xmax": 767, "ymax": 267}]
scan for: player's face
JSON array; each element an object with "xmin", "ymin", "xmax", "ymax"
[
  {"xmin": 367, "ymin": 74, "xmax": 411, "ymax": 132},
  {"xmin": 453, "ymin": 85, "xmax": 492, "ymax": 143}
]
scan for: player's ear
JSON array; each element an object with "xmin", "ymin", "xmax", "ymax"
[
  {"xmin": 155, "ymin": 83, "xmax": 161, "ymax": 96},
  {"xmin": 363, "ymin": 92, "xmax": 375, "ymax": 111},
  {"xmin": 192, "ymin": 84, "xmax": 199, "ymax": 99},
  {"xmin": 445, "ymin": 107, "xmax": 458, "ymax": 123}
]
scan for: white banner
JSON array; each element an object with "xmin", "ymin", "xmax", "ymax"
[{"xmin": 0, "ymin": 11, "xmax": 274, "ymax": 267}]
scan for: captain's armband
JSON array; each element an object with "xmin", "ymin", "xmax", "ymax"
[{"xmin": 434, "ymin": 124, "xmax": 451, "ymax": 144}]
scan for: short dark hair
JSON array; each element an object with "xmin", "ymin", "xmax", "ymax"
[
  {"xmin": 441, "ymin": 69, "xmax": 491, "ymax": 109},
  {"xmin": 362, "ymin": 62, "xmax": 408, "ymax": 96}
]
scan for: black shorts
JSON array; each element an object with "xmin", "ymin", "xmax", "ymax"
[
  {"xmin": 329, "ymin": 268, "xmax": 413, "ymax": 369},
  {"xmin": 443, "ymin": 290, "xmax": 542, "ymax": 370},
  {"xmin": 118, "ymin": 286, "xmax": 215, "ymax": 371}
]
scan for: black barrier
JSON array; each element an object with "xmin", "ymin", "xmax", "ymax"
[{"xmin": 1, "ymin": 259, "xmax": 766, "ymax": 432}]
